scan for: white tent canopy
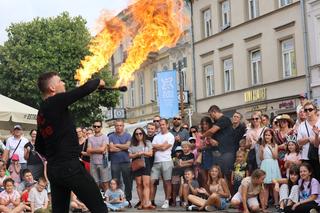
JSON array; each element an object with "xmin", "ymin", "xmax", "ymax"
[{"xmin": 0, "ymin": 94, "xmax": 38, "ymax": 131}]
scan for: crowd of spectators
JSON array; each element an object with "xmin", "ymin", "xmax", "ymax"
[{"xmin": 0, "ymin": 94, "xmax": 320, "ymax": 213}]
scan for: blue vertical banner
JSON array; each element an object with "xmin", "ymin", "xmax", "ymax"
[{"xmin": 157, "ymin": 70, "xmax": 179, "ymax": 118}]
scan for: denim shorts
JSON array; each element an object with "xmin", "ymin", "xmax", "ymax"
[{"xmin": 212, "ymin": 198, "xmax": 228, "ymax": 210}]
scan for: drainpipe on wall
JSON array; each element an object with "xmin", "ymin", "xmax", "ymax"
[
  {"xmin": 189, "ymin": 0, "xmax": 197, "ymax": 112},
  {"xmin": 300, "ymin": 0, "xmax": 312, "ymax": 99}
]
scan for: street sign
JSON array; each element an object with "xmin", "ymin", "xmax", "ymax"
[{"xmin": 177, "ymin": 91, "xmax": 189, "ymax": 104}]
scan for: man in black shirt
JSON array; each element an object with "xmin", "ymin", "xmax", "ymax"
[{"xmin": 35, "ymin": 72, "xmax": 107, "ymax": 213}]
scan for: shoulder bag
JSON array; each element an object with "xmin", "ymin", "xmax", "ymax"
[{"xmin": 305, "ymin": 122, "xmax": 319, "ymax": 161}]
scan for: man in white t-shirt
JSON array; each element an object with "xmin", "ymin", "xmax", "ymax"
[
  {"xmin": 151, "ymin": 118, "xmax": 174, "ymax": 209},
  {"xmin": 3, "ymin": 125, "xmax": 28, "ymax": 170}
]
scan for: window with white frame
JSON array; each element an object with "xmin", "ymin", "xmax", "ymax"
[
  {"xmin": 223, "ymin": 58, "xmax": 233, "ymax": 92},
  {"xmin": 248, "ymin": 0, "xmax": 259, "ymax": 19},
  {"xmin": 281, "ymin": 38, "xmax": 296, "ymax": 78},
  {"xmin": 279, "ymin": 0, "xmax": 292, "ymax": 7},
  {"xmin": 139, "ymin": 73, "xmax": 145, "ymax": 105},
  {"xmin": 221, "ymin": 0, "xmax": 230, "ymax": 29},
  {"xmin": 204, "ymin": 64, "xmax": 214, "ymax": 96},
  {"xmin": 203, "ymin": 9, "xmax": 212, "ymax": 38},
  {"xmin": 152, "ymin": 71, "xmax": 158, "ymax": 101},
  {"xmin": 250, "ymin": 49, "xmax": 262, "ymax": 85},
  {"xmin": 129, "ymin": 81, "xmax": 135, "ymax": 107}
]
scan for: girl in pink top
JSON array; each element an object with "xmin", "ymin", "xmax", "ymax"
[
  {"xmin": 0, "ymin": 178, "xmax": 30, "ymax": 212},
  {"xmin": 284, "ymin": 135, "xmax": 301, "ymax": 178},
  {"xmin": 8, "ymin": 154, "xmax": 21, "ymax": 187}
]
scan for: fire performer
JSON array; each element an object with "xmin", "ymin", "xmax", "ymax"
[{"xmin": 35, "ymin": 72, "xmax": 108, "ymax": 213}]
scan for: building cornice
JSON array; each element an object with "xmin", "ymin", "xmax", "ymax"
[{"xmin": 196, "ymin": 75, "xmax": 306, "ymax": 102}]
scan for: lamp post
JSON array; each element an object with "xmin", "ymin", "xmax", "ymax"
[{"xmin": 178, "ymin": 60, "xmax": 185, "ymax": 119}]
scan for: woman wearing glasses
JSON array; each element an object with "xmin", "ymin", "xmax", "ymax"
[
  {"xmin": 246, "ymin": 111, "xmax": 265, "ymax": 174},
  {"xmin": 129, "ymin": 128, "xmax": 155, "ymax": 210},
  {"xmin": 297, "ymin": 101, "xmax": 320, "ymax": 180}
]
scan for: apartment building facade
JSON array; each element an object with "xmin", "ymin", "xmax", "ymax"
[
  {"xmin": 305, "ymin": 0, "xmax": 320, "ymax": 102},
  {"xmin": 192, "ymin": 0, "xmax": 307, "ymax": 119}
]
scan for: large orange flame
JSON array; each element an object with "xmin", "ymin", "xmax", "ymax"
[
  {"xmin": 75, "ymin": 16, "xmax": 126, "ymax": 85},
  {"xmin": 115, "ymin": 0, "xmax": 185, "ymax": 87}
]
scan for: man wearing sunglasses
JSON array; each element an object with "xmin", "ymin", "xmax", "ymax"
[
  {"xmin": 87, "ymin": 120, "xmax": 109, "ymax": 192},
  {"xmin": 35, "ymin": 72, "xmax": 108, "ymax": 213},
  {"xmin": 170, "ymin": 115, "xmax": 189, "ymax": 156}
]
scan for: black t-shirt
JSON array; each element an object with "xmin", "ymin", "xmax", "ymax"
[
  {"xmin": 213, "ymin": 116, "xmax": 236, "ymax": 154},
  {"xmin": 178, "ymin": 152, "xmax": 195, "ymax": 161},
  {"xmin": 35, "ymin": 79, "xmax": 100, "ymax": 164},
  {"xmin": 24, "ymin": 142, "xmax": 43, "ymax": 165}
]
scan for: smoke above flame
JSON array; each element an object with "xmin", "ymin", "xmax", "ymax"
[{"xmin": 75, "ymin": 0, "xmax": 186, "ymax": 86}]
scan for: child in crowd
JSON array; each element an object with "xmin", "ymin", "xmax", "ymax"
[
  {"xmin": 231, "ymin": 150, "xmax": 248, "ymax": 194},
  {"xmin": 171, "ymin": 141, "xmax": 194, "ymax": 206},
  {"xmin": 21, "ymin": 182, "xmax": 35, "ymax": 208},
  {"xmin": 70, "ymin": 192, "xmax": 88, "ymax": 213},
  {"xmin": 17, "ymin": 169, "xmax": 36, "ymax": 194},
  {"xmin": 0, "ymin": 166, "xmax": 9, "ymax": 192},
  {"xmin": 259, "ymin": 129, "xmax": 281, "ymax": 208},
  {"xmin": 238, "ymin": 138, "xmax": 249, "ymax": 159},
  {"xmin": 284, "ymin": 135, "xmax": 301, "ymax": 178},
  {"xmin": 231, "ymin": 169, "xmax": 266, "ymax": 213},
  {"xmin": 0, "ymin": 160, "xmax": 10, "ymax": 177},
  {"xmin": 105, "ymin": 179, "xmax": 129, "ymax": 211},
  {"xmin": 284, "ymin": 163, "xmax": 320, "ymax": 213},
  {"xmin": 0, "ymin": 178, "xmax": 30, "ymax": 212},
  {"xmin": 8, "ymin": 154, "xmax": 21, "ymax": 187},
  {"xmin": 28, "ymin": 177, "xmax": 50, "ymax": 213},
  {"xmin": 188, "ymin": 165, "xmax": 230, "ymax": 211},
  {"xmin": 180, "ymin": 168, "xmax": 199, "ymax": 208},
  {"xmin": 273, "ymin": 165, "xmax": 300, "ymax": 213}
]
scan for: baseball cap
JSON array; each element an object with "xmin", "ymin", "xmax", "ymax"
[
  {"xmin": 13, "ymin": 125, "xmax": 22, "ymax": 130},
  {"xmin": 11, "ymin": 154, "xmax": 19, "ymax": 161}
]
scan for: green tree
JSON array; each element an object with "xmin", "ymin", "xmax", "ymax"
[{"xmin": 0, "ymin": 12, "xmax": 119, "ymax": 126}]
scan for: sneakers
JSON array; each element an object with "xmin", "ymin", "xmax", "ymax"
[
  {"xmin": 161, "ymin": 200, "xmax": 169, "ymax": 209},
  {"xmin": 186, "ymin": 205, "xmax": 199, "ymax": 211}
]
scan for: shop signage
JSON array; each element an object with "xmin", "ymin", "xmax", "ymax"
[
  {"xmin": 244, "ymin": 88, "xmax": 267, "ymax": 103},
  {"xmin": 279, "ymin": 100, "xmax": 294, "ymax": 109}
]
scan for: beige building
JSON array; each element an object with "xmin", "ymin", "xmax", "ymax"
[
  {"xmin": 109, "ymin": 7, "xmax": 193, "ymax": 123},
  {"xmin": 305, "ymin": 0, "xmax": 320, "ymax": 102},
  {"xmin": 192, "ymin": 0, "xmax": 307, "ymax": 119}
]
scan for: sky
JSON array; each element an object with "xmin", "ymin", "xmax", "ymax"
[{"xmin": 0, "ymin": 0, "xmax": 131, "ymax": 44}]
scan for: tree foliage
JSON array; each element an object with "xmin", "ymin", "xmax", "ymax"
[{"xmin": 0, "ymin": 12, "xmax": 119, "ymax": 126}]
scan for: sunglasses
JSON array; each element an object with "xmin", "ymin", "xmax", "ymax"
[
  {"xmin": 191, "ymin": 131, "xmax": 197, "ymax": 133},
  {"xmin": 252, "ymin": 117, "xmax": 260, "ymax": 121},
  {"xmin": 304, "ymin": 108, "xmax": 314, "ymax": 112},
  {"xmin": 173, "ymin": 117, "xmax": 182, "ymax": 120},
  {"xmin": 135, "ymin": 132, "xmax": 143, "ymax": 136},
  {"xmin": 153, "ymin": 120, "xmax": 160, "ymax": 123},
  {"xmin": 93, "ymin": 125, "xmax": 101, "ymax": 128}
]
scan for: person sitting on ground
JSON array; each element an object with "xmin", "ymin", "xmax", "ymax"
[
  {"xmin": 28, "ymin": 177, "xmax": 51, "ymax": 213},
  {"xmin": 188, "ymin": 165, "xmax": 230, "ymax": 211},
  {"xmin": 17, "ymin": 169, "xmax": 37, "ymax": 194},
  {"xmin": 70, "ymin": 192, "xmax": 88, "ymax": 213},
  {"xmin": 180, "ymin": 168, "xmax": 199, "ymax": 208},
  {"xmin": 273, "ymin": 165, "xmax": 300, "ymax": 213},
  {"xmin": 0, "ymin": 178, "xmax": 30, "ymax": 212},
  {"xmin": 284, "ymin": 162, "xmax": 320, "ymax": 213},
  {"xmin": 230, "ymin": 169, "xmax": 266, "ymax": 213},
  {"xmin": 105, "ymin": 178, "xmax": 129, "ymax": 211}
]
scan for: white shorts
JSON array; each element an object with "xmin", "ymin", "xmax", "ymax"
[{"xmin": 231, "ymin": 191, "xmax": 259, "ymax": 208}]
